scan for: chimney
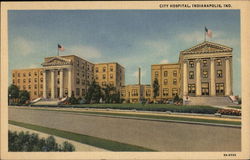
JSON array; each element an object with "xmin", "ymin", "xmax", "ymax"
[{"xmin": 138, "ymin": 67, "xmax": 141, "ymax": 85}]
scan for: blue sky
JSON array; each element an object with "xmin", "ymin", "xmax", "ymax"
[{"xmin": 8, "ymin": 10, "xmax": 241, "ymax": 95}]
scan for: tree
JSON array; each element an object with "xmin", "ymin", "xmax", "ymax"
[
  {"xmin": 85, "ymin": 80, "xmax": 102, "ymax": 104},
  {"xmin": 102, "ymin": 84, "xmax": 116, "ymax": 103},
  {"xmin": 19, "ymin": 90, "xmax": 30, "ymax": 104},
  {"xmin": 153, "ymin": 78, "xmax": 160, "ymax": 99},
  {"xmin": 8, "ymin": 84, "xmax": 20, "ymax": 104},
  {"xmin": 68, "ymin": 92, "xmax": 78, "ymax": 104}
]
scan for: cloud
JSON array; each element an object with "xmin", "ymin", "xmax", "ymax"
[
  {"xmin": 64, "ymin": 45, "xmax": 102, "ymax": 60},
  {"xmin": 13, "ymin": 37, "xmax": 35, "ymax": 56},
  {"xmin": 143, "ymin": 40, "xmax": 170, "ymax": 56},
  {"xmin": 132, "ymin": 69, "xmax": 146, "ymax": 83},
  {"xmin": 178, "ymin": 31, "xmax": 204, "ymax": 44},
  {"xmin": 160, "ymin": 59, "xmax": 169, "ymax": 64}
]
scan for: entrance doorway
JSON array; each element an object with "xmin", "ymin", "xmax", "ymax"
[
  {"xmin": 216, "ymin": 83, "xmax": 224, "ymax": 96},
  {"xmin": 201, "ymin": 83, "xmax": 209, "ymax": 96}
]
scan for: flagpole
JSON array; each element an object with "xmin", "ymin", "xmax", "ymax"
[{"xmin": 204, "ymin": 27, "xmax": 206, "ymax": 41}]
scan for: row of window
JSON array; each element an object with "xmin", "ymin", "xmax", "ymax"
[
  {"xmin": 21, "ymin": 84, "xmax": 43, "ymax": 90},
  {"xmin": 95, "ymin": 74, "xmax": 114, "ymax": 80},
  {"xmin": 14, "ymin": 78, "xmax": 43, "ymax": 84},
  {"xmin": 76, "ymin": 60, "xmax": 93, "ymax": 71},
  {"xmin": 121, "ymin": 88, "xmax": 178, "ymax": 97},
  {"xmin": 155, "ymin": 70, "xmax": 178, "ymax": 78},
  {"xmin": 189, "ymin": 70, "xmax": 223, "ymax": 79},
  {"xmin": 13, "ymin": 71, "xmax": 43, "ymax": 77},
  {"xmin": 189, "ymin": 59, "xmax": 222, "ymax": 68},
  {"xmin": 162, "ymin": 79, "xmax": 177, "ymax": 85},
  {"xmin": 188, "ymin": 83, "xmax": 225, "ymax": 94},
  {"xmin": 96, "ymin": 66, "xmax": 114, "ymax": 73}
]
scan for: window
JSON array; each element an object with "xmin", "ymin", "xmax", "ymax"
[
  {"xmin": 173, "ymin": 79, "xmax": 177, "ymax": 85},
  {"xmin": 76, "ymin": 88, "xmax": 80, "ymax": 96},
  {"xmin": 155, "ymin": 71, "xmax": 159, "ymax": 77},
  {"xmin": 121, "ymin": 90, "xmax": 126, "ymax": 97},
  {"xmin": 23, "ymin": 79, "xmax": 26, "ymax": 83},
  {"xmin": 34, "ymin": 84, "xmax": 37, "ymax": 89},
  {"xmin": 110, "ymin": 74, "xmax": 113, "ymax": 79},
  {"xmin": 87, "ymin": 65, "xmax": 90, "ymax": 71},
  {"xmin": 189, "ymin": 61, "xmax": 194, "ymax": 68},
  {"xmin": 34, "ymin": 72, "xmax": 37, "ymax": 76},
  {"xmin": 188, "ymin": 84, "xmax": 196, "ymax": 94},
  {"xmin": 216, "ymin": 83, "xmax": 224, "ymax": 94},
  {"xmin": 96, "ymin": 67, "xmax": 99, "ymax": 73},
  {"xmin": 13, "ymin": 73, "xmax": 15, "ymax": 77},
  {"xmin": 132, "ymin": 89, "xmax": 138, "ymax": 96},
  {"xmin": 13, "ymin": 80, "xmax": 15, "ymax": 84},
  {"xmin": 110, "ymin": 81, "xmax": 114, "ymax": 86},
  {"xmin": 173, "ymin": 70, "xmax": 177, "ymax": 77},
  {"xmin": 110, "ymin": 66, "xmax": 113, "ymax": 72},
  {"xmin": 29, "ymin": 72, "xmax": 31, "ymax": 76},
  {"xmin": 34, "ymin": 78, "xmax": 37, "ymax": 83},
  {"xmin": 189, "ymin": 71, "xmax": 194, "ymax": 79},
  {"xmin": 28, "ymin": 85, "xmax": 31, "ymax": 89},
  {"xmin": 77, "ymin": 61, "xmax": 79, "ymax": 67},
  {"xmin": 40, "ymin": 84, "xmax": 43, "ymax": 89},
  {"xmin": 163, "ymin": 88, "xmax": 169, "ymax": 96},
  {"xmin": 164, "ymin": 71, "xmax": 168, "ymax": 77},
  {"xmin": 216, "ymin": 59, "xmax": 222, "ymax": 66},
  {"xmin": 203, "ymin": 70, "xmax": 208, "ymax": 78},
  {"xmin": 103, "ymin": 74, "xmax": 106, "ymax": 79},
  {"xmin": 34, "ymin": 91, "xmax": 37, "ymax": 95},
  {"xmin": 58, "ymin": 71, "xmax": 60, "ymax": 75},
  {"xmin": 23, "ymin": 85, "xmax": 26, "ymax": 90},
  {"xmin": 40, "ymin": 71, "xmax": 43, "ymax": 75},
  {"xmin": 18, "ymin": 79, "xmax": 20, "ymax": 83},
  {"xmin": 57, "ymin": 79, "xmax": 60, "ymax": 84},
  {"xmin": 203, "ymin": 60, "xmax": 208, "ymax": 67},
  {"xmin": 102, "ymin": 81, "xmax": 106, "ymax": 86},
  {"xmin": 82, "ymin": 89, "xmax": 85, "ymax": 96},
  {"xmin": 23, "ymin": 73, "xmax": 26, "ymax": 77},
  {"xmin": 146, "ymin": 89, "xmax": 151, "ymax": 96},
  {"xmin": 76, "ymin": 78, "xmax": 80, "ymax": 84},
  {"xmin": 29, "ymin": 78, "xmax": 31, "ymax": 83},
  {"xmin": 95, "ymin": 76, "xmax": 98, "ymax": 80},
  {"xmin": 172, "ymin": 88, "xmax": 178, "ymax": 96},
  {"xmin": 18, "ymin": 73, "xmax": 20, "ymax": 77},
  {"xmin": 103, "ymin": 67, "xmax": 106, "ymax": 72},
  {"xmin": 164, "ymin": 79, "xmax": 168, "ymax": 85},
  {"xmin": 40, "ymin": 78, "xmax": 43, "ymax": 82},
  {"xmin": 82, "ymin": 80, "xmax": 85, "ymax": 85},
  {"xmin": 217, "ymin": 70, "xmax": 223, "ymax": 78}
]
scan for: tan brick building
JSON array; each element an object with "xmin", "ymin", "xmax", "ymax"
[
  {"xmin": 12, "ymin": 55, "xmax": 125, "ymax": 100},
  {"xmin": 94, "ymin": 62, "xmax": 125, "ymax": 91},
  {"xmin": 12, "ymin": 68, "xmax": 44, "ymax": 100},
  {"xmin": 151, "ymin": 63, "xmax": 181, "ymax": 101}
]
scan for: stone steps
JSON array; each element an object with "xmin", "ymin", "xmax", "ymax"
[{"xmin": 186, "ymin": 96, "xmax": 236, "ymax": 106}]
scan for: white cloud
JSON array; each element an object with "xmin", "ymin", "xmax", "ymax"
[
  {"xmin": 132, "ymin": 69, "xmax": 146, "ymax": 83},
  {"xmin": 160, "ymin": 59, "xmax": 169, "ymax": 64},
  {"xmin": 143, "ymin": 40, "xmax": 170, "ymax": 56},
  {"xmin": 65, "ymin": 45, "xmax": 102, "ymax": 59},
  {"xmin": 178, "ymin": 31, "xmax": 204, "ymax": 44},
  {"xmin": 13, "ymin": 37, "xmax": 35, "ymax": 56}
]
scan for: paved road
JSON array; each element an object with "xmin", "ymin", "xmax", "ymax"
[{"xmin": 8, "ymin": 107, "xmax": 241, "ymax": 151}]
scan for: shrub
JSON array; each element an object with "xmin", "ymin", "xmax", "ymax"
[
  {"xmin": 8, "ymin": 131, "xmax": 75, "ymax": 152},
  {"xmin": 217, "ymin": 109, "xmax": 241, "ymax": 116}
]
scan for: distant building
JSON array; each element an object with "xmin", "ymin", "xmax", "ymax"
[
  {"xmin": 151, "ymin": 63, "xmax": 181, "ymax": 101},
  {"xmin": 12, "ymin": 55, "xmax": 125, "ymax": 100},
  {"xmin": 94, "ymin": 62, "xmax": 125, "ymax": 91}
]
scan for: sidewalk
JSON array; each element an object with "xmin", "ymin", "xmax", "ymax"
[{"xmin": 9, "ymin": 124, "xmax": 109, "ymax": 152}]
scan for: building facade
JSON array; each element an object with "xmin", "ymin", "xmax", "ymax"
[
  {"xmin": 151, "ymin": 63, "xmax": 181, "ymax": 101},
  {"xmin": 179, "ymin": 41, "xmax": 233, "ymax": 97},
  {"xmin": 12, "ymin": 55, "xmax": 125, "ymax": 100},
  {"xmin": 94, "ymin": 63, "xmax": 125, "ymax": 91},
  {"xmin": 12, "ymin": 68, "xmax": 44, "ymax": 99},
  {"xmin": 120, "ymin": 84, "xmax": 151, "ymax": 103}
]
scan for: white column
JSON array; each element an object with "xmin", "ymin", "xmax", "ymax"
[
  {"xmin": 196, "ymin": 59, "xmax": 201, "ymax": 96},
  {"xmin": 59, "ymin": 69, "xmax": 64, "ymax": 98},
  {"xmin": 210, "ymin": 58, "xmax": 216, "ymax": 96},
  {"xmin": 225, "ymin": 57, "xmax": 232, "ymax": 96},
  {"xmin": 68, "ymin": 68, "xmax": 72, "ymax": 97},
  {"xmin": 51, "ymin": 70, "xmax": 55, "ymax": 99},
  {"xmin": 183, "ymin": 61, "xmax": 188, "ymax": 96},
  {"xmin": 43, "ymin": 70, "xmax": 47, "ymax": 99}
]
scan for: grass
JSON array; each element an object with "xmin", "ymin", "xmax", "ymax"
[
  {"xmin": 9, "ymin": 120, "xmax": 155, "ymax": 151},
  {"xmin": 33, "ymin": 103, "xmax": 219, "ymax": 114},
  {"xmin": 15, "ymin": 107, "xmax": 241, "ymax": 126},
  {"xmin": 227, "ymin": 106, "xmax": 241, "ymax": 109}
]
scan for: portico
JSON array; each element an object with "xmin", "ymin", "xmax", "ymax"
[{"xmin": 42, "ymin": 56, "xmax": 73, "ymax": 99}]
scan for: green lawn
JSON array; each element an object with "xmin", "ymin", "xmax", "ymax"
[
  {"xmin": 16, "ymin": 107, "xmax": 241, "ymax": 126},
  {"xmin": 9, "ymin": 120, "xmax": 155, "ymax": 151},
  {"xmin": 227, "ymin": 106, "xmax": 241, "ymax": 109},
  {"xmin": 48, "ymin": 103, "xmax": 219, "ymax": 114}
]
